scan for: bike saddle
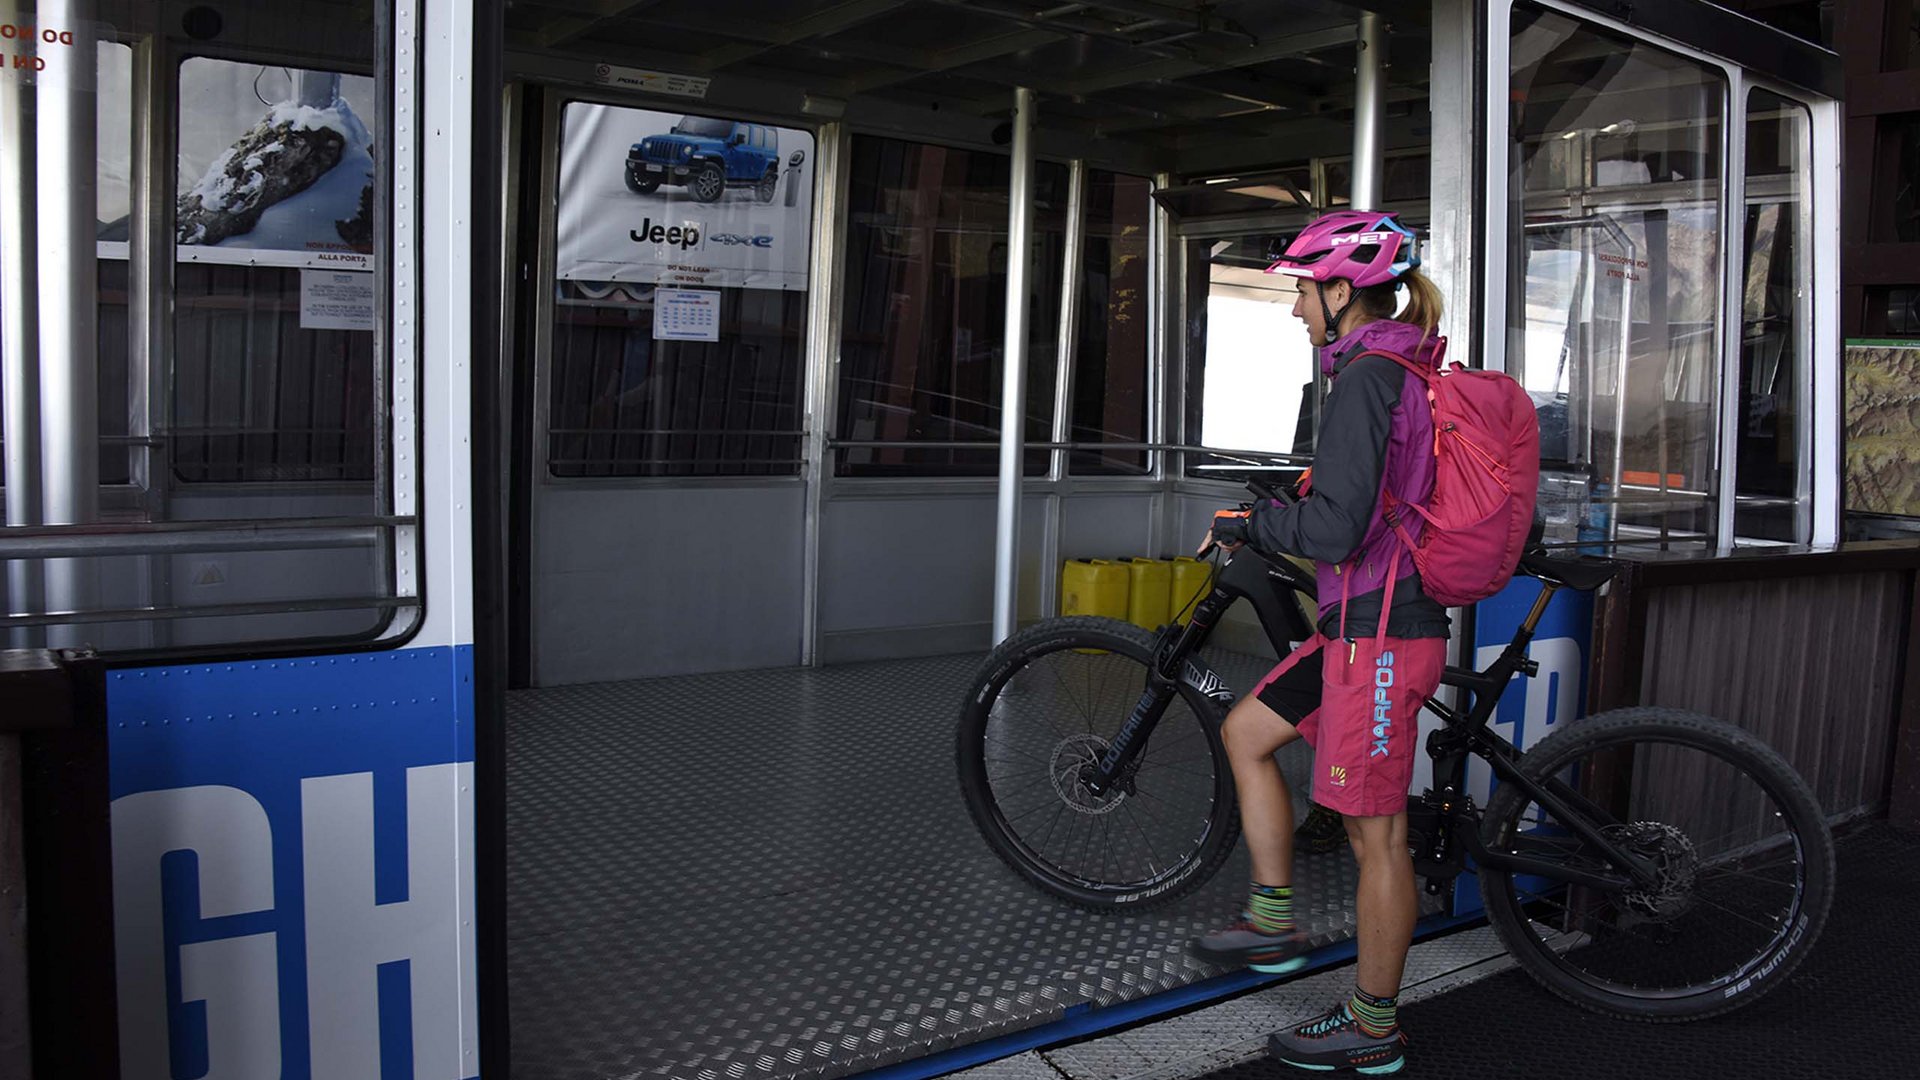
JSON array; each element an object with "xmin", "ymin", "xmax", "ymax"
[{"xmin": 1519, "ymin": 549, "xmax": 1620, "ymax": 592}]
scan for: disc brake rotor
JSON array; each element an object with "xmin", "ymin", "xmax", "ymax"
[
  {"xmin": 1049, "ymin": 733, "xmax": 1128, "ymax": 815},
  {"xmin": 1605, "ymin": 821, "xmax": 1699, "ymax": 920}
]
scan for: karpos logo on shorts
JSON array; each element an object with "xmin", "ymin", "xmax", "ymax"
[
  {"xmin": 1371, "ymin": 650, "xmax": 1396, "ymax": 758},
  {"xmin": 1328, "ymin": 764, "xmax": 1348, "ymax": 787}
]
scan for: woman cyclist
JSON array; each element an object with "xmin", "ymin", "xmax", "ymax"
[{"xmin": 1189, "ymin": 210, "xmax": 1448, "ymax": 1076}]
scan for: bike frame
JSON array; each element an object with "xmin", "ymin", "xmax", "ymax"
[{"xmin": 1085, "ymin": 547, "xmax": 1659, "ymax": 891}]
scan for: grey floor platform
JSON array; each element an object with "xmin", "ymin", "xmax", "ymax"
[
  {"xmin": 956, "ymin": 926, "xmax": 1517, "ymax": 1080},
  {"xmin": 507, "ymin": 651, "xmax": 1447, "ymax": 1080}
]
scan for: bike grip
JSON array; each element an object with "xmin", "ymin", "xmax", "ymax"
[{"xmin": 1209, "ymin": 508, "xmax": 1252, "ymax": 547}]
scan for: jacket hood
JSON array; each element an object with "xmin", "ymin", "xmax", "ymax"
[{"xmin": 1319, "ymin": 318, "xmax": 1443, "ymax": 378}]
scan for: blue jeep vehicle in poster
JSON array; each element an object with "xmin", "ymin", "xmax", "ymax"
[{"xmin": 626, "ymin": 116, "xmax": 782, "ymax": 204}]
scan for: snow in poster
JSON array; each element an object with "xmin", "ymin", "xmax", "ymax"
[
  {"xmin": 173, "ymin": 59, "xmax": 377, "ymax": 271},
  {"xmin": 555, "ymin": 103, "xmax": 814, "ymax": 291}
]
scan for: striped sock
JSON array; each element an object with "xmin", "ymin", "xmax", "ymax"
[
  {"xmin": 1348, "ymin": 987, "xmax": 1397, "ymax": 1036},
  {"xmin": 1246, "ymin": 882, "xmax": 1293, "ymax": 934}
]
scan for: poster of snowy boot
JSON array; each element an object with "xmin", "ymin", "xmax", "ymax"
[{"xmin": 174, "ymin": 58, "xmax": 376, "ymax": 272}]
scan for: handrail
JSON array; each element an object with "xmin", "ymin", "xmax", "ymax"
[
  {"xmin": 824, "ymin": 438, "xmax": 1309, "ymax": 462},
  {"xmin": 0, "ymin": 516, "xmax": 414, "ymax": 559},
  {"xmin": 0, "ymin": 595, "xmax": 418, "ymax": 629}
]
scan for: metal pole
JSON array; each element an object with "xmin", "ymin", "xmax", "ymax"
[
  {"xmin": 1049, "ymin": 160, "xmax": 1086, "ymax": 484},
  {"xmin": 992, "ymin": 87, "xmax": 1037, "ymax": 644},
  {"xmin": 801, "ymin": 122, "xmax": 849, "ymax": 664},
  {"xmin": 1426, "ymin": 0, "xmax": 1475, "ymax": 360},
  {"xmin": 1351, "ymin": 11, "xmax": 1385, "ymax": 210},
  {"xmin": 1040, "ymin": 159, "xmax": 1087, "ymax": 619},
  {"xmin": 131, "ymin": 36, "xmax": 173, "ymax": 649},
  {"xmin": 0, "ymin": 1, "xmax": 44, "ymax": 647},
  {"xmin": 38, "ymin": 1, "xmax": 101, "ymax": 644},
  {"xmin": 1147, "ymin": 169, "xmax": 1175, "ymax": 557}
]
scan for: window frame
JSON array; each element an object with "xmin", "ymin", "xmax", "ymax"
[
  {"xmin": 1485, "ymin": 0, "xmax": 1841, "ymax": 552},
  {"xmin": 0, "ymin": 3, "xmax": 426, "ymax": 659},
  {"xmin": 162, "ymin": 43, "xmax": 390, "ymax": 498},
  {"xmin": 1172, "ymin": 209, "xmax": 1433, "ymax": 486},
  {"xmin": 533, "ymin": 90, "xmax": 822, "ymax": 491},
  {"xmin": 828, "ymin": 130, "xmax": 1077, "ymax": 484},
  {"xmin": 1733, "ymin": 84, "xmax": 1818, "ymax": 545}
]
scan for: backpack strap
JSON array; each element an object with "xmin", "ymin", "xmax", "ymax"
[
  {"xmin": 1338, "ymin": 340, "xmax": 1446, "ymax": 648},
  {"xmin": 1347, "ymin": 348, "xmax": 1429, "ymax": 383},
  {"xmin": 1376, "ymin": 545, "xmax": 1400, "ymax": 652}
]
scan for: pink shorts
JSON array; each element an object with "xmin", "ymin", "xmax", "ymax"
[{"xmin": 1252, "ymin": 634, "xmax": 1448, "ymax": 818}]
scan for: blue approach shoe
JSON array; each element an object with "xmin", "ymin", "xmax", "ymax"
[
  {"xmin": 1267, "ymin": 1003, "xmax": 1408, "ymax": 1074},
  {"xmin": 1186, "ymin": 919, "xmax": 1310, "ymax": 974}
]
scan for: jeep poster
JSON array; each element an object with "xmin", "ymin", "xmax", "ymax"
[{"xmin": 555, "ymin": 102, "xmax": 814, "ymax": 291}]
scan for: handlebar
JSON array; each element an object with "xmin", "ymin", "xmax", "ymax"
[
  {"xmin": 1196, "ymin": 479, "xmax": 1299, "ymax": 558},
  {"xmin": 1246, "ymin": 478, "xmax": 1294, "ymax": 506}
]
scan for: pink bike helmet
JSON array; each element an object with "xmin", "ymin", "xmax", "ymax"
[{"xmin": 1265, "ymin": 210, "xmax": 1420, "ymax": 288}]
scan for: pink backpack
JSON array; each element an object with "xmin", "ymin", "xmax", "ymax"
[{"xmin": 1363, "ymin": 342, "xmax": 1541, "ymax": 608}]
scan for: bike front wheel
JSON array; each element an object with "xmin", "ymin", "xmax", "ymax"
[
  {"xmin": 956, "ymin": 617, "xmax": 1240, "ymax": 911},
  {"xmin": 1480, "ymin": 707, "xmax": 1835, "ymax": 1021}
]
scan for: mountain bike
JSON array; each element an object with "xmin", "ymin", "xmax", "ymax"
[{"xmin": 955, "ymin": 482, "xmax": 1834, "ymax": 1020}]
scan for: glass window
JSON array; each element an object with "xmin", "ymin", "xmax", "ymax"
[
  {"xmin": 1069, "ymin": 171, "xmax": 1151, "ymax": 476},
  {"xmin": 1736, "ymin": 90, "xmax": 1813, "ymax": 542},
  {"xmin": 1887, "ymin": 2, "xmax": 1920, "ymax": 70},
  {"xmin": 1509, "ymin": 3, "xmax": 1725, "ymax": 549},
  {"xmin": 547, "ymin": 102, "xmax": 814, "ymax": 477},
  {"xmin": 2, "ymin": 1, "xmax": 409, "ymax": 654},
  {"xmin": 1875, "ymin": 113, "xmax": 1920, "ymax": 243},
  {"xmin": 1866, "ymin": 286, "xmax": 1920, "ymax": 337},
  {"xmin": 547, "ymin": 285, "xmax": 806, "ymax": 477},
  {"xmin": 172, "ymin": 57, "xmax": 381, "ymax": 482},
  {"xmin": 1182, "ymin": 233, "xmax": 1317, "ymax": 483},
  {"xmin": 835, "ymin": 135, "xmax": 1069, "ymax": 477}
]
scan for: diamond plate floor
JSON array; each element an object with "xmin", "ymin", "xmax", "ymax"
[{"xmin": 508, "ymin": 650, "xmax": 1443, "ymax": 1080}]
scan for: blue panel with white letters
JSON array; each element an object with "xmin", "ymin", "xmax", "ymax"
[
  {"xmin": 1453, "ymin": 578, "xmax": 1594, "ymax": 917},
  {"xmin": 107, "ymin": 645, "xmax": 478, "ymax": 1080}
]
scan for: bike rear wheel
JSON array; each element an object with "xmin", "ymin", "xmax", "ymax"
[
  {"xmin": 1480, "ymin": 707, "xmax": 1835, "ymax": 1021},
  {"xmin": 956, "ymin": 617, "xmax": 1239, "ymax": 911}
]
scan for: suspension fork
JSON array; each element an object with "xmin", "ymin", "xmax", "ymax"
[{"xmin": 1082, "ymin": 588, "xmax": 1231, "ymax": 797}]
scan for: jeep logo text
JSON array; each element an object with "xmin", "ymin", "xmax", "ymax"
[{"xmin": 632, "ymin": 218, "xmax": 702, "ymax": 249}]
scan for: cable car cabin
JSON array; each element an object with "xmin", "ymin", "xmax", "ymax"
[{"xmin": 0, "ymin": 2, "xmax": 1909, "ymax": 1080}]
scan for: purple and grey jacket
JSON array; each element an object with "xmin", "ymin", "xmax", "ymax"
[{"xmin": 1242, "ymin": 318, "xmax": 1451, "ymax": 640}]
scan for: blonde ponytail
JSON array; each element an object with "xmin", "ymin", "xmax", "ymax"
[{"xmin": 1394, "ymin": 268, "xmax": 1444, "ymax": 338}]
